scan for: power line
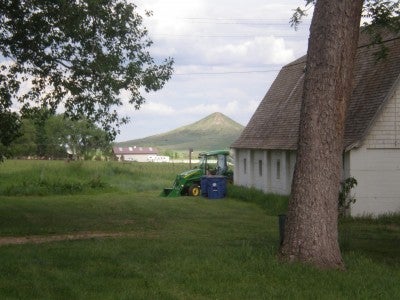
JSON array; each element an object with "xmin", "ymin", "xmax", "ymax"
[
  {"xmin": 179, "ymin": 20, "xmax": 296, "ymax": 26},
  {"xmin": 147, "ymin": 16, "xmax": 311, "ymax": 40},
  {"xmin": 152, "ymin": 33, "xmax": 304, "ymax": 39},
  {"xmin": 180, "ymin": 17, "xmax": 291, "ymax": 20},
  {"xmin": 159, "ymin": 17, "xmax": 312, "ymax": 24},
  {"xmin": 174, "ymin": 69, "xmax": 281, "ymax": 76}
]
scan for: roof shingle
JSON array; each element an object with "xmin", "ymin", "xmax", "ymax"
[{"xmin": 232, "ymin": 31, "xmax": 400, "ymax": 151}]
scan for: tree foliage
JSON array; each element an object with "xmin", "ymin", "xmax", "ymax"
[
  {"xmin": 291, "ymin": 0, "xmax": 400, "ymax": 33},
  {"xmin": 0, "ymin": 110, "xmax": 21, "ymax": 160},
  {"xmin": 10, "ymin": 114, "xmax": 112, "ymax": 159},
  {"xmin": 45, "ymin": 114, "xmax": 112, "ymax": 160},
  {"xmin": 7, "ymin": 118, "xmax": 35, "ymax": 157},
  {"xmin": 0, "ymin": 0, "xmax": 174, "ymax": 153}
]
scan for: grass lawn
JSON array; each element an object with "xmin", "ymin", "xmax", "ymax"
[{"xmin": 0, "ymin": 160, "xmax": 399, "ymax": 299}]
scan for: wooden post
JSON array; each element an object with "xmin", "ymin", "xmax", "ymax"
[{"xmin": 189, "ymin": 148, "xmax": 193, "ymax": 168}]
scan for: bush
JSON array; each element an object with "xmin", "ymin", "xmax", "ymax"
[{"xmin": 338, "ymin": 177, "xmax": 358, "ymax": 216}]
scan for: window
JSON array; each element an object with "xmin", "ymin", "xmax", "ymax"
[
  {"xmin": 243, "ymin": 158, "xmax": 247, "ymax": 174},
  {"xmin": 259, "ymin": 160, "xmax": 263, "ymax": 176},
  {"xmin": 276, "ymin": 159, "xmax": 281, "ymax": 180}
]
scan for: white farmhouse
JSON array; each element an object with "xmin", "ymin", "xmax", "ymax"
[{"xmin": 231, "ymin": 30, "xmax": 400, "ymax": 216}]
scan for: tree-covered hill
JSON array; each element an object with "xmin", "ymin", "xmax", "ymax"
[{"xmin": 116, "ymin": 112, "xmax": 244, "ymax": 151}]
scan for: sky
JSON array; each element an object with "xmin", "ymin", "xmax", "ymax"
[
  {"xmin": 9, "ymin": 1, "xmax": 312, "ymax": 143},
  {"xmin": 115, "ymin": 0, "xmax": 313, "ymax": 142},
  {"xmin": 6, "ymin": 1, "xmax": 383, "ymax": 145}
]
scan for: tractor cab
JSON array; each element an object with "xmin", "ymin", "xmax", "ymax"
[
  {"xmin": 199, "ymin": 150, "xmax": 229, "ymax": 176},
  {"xmin": 161, "ymin": 150, "xmax": 232, "ymax": 197}
]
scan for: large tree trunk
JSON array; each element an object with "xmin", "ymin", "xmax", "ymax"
[{"xmin": 280, "ymin": 0, "xmax": 363, "ymax": 269}]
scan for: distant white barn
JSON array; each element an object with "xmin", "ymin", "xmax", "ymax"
[
  {"xmin": 113, "ymin": 146, "xmax": 158, "ymax": 162},
  {"xmin": 232, "ymin": 31, "xmax": 400, "ymax": 216},
  {"xmin": 147, "ymin": 155, "xmax": 170, "ymax": 163}
]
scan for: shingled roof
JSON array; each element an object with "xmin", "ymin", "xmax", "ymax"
[{"xmin": 232, "ymin": 31, "xmax": 400, "ymax": 151}]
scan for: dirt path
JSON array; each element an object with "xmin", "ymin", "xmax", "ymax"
[{"xmin": 0, "ymin": 231, "xmax": 158, "ymax": 246}]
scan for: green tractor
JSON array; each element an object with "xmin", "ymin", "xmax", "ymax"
[{"xmin": 161, "ymin": 150, "xmax": 233, "ymax": 197}]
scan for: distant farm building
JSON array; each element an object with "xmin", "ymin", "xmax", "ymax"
[
  {"xmin": 147, "ymin": 155, "xmax": 170, "ymax": 163},
  {"xmin": 113, "ymin": 146, "xmax": 158, "ymax": 162}
]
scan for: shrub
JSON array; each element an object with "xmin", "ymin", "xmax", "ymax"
[{"xmin": 338, "ymin": 177, "xmax": 358, "ymax": 217}]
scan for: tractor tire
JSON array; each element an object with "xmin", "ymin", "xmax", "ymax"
[{"xmin": 188, "ymin": 184, "xmax": 201, "ymax": 197}]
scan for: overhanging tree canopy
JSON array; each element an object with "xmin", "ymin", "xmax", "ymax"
[{"xmin": 0, "ymin": 0, "xmax": 174, "ymax": 145}]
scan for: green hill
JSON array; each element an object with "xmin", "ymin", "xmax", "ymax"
[{"xmin": 116, "ymin": 112, "xmax": 244, "ymax": 151}]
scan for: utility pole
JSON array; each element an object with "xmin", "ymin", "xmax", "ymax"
[{"xmin": 189, "ymin": 148, "xmax": 193, "ymax": 168}]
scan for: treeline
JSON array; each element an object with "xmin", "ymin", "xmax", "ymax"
[{"xmin": 5, "ymin": 114, "xmax": 112, "ymax": 160}]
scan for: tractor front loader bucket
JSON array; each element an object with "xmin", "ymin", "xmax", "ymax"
[
  {"xmin": 160, "ymin": 178, "xmax": 183, "ymax": 197},
  {"xmin": 161, "ymin": 187, "xmax": 182, "ymax": 197}
]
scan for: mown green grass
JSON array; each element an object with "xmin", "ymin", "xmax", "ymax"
[
  {"xmin": 0, "ymin": 160, "xmax": 399, "ymax": 299},
  {"xmin": 339, "ymin": 215, "xmax": 400, "ymax": 266}
]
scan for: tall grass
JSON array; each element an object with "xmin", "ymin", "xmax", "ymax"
[
  {"xmin": 0, "ymin": 160, "xmax": 188, "ymax": 196},
  {"xmin": 0, "ymin": 160, "xmax": 107, "ymax": 196},
  {"xmin": 227, "ymin": 184, "xmax": 288, "ymax": 215}
]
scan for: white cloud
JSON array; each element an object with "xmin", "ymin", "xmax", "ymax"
[
  {"xmin": 135, "ymin": 0, "xmax": 206, "ymax": 35},
  {"xmin": 141, "ymin": 101, "xmax": 175, "ymax": 115},
  {"xmin": 206, "ymin": 36, "xmax": 295, "ymax": 65},
  {"xmin": 225, "ymin": 100, "xmax": 239, "ymax": 114},
  {"xmin": 180, "ymin": 103, "xmax": 220, "ymax": 115}
]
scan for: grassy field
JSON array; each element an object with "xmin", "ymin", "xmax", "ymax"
[{"xmin": 0, "ymin": 160, "xmax": 399, "ymax": 299}]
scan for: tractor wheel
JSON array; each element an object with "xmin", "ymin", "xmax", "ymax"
[{"xmin": 188, "ymin": 184, "xmax": 201, "ymax": 196}]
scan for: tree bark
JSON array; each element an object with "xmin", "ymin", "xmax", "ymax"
[{"xmin": 280, "ymin": 0, "xmax": 363, "ymax": 269}]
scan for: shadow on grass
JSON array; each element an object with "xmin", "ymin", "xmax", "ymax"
[
  {"xmin": 339, "ymin": 214, "xmax": 400, "ymax": 266},
  {"xmin": 228, "ymin": 183, "xmax": 399, "ymax": 266}
]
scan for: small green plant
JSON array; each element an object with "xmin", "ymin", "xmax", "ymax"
[{"xmin": 338, "ymin": 176, "xmax": 358, "ymax": 216}]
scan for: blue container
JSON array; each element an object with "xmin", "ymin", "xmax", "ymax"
[
  {"xmin": 200, "ymin": 176, "xmax": 209, "ymax": 197},
  {"xmin": 201, "ymin": 175, "xmax": 227, "ymax": 199}
]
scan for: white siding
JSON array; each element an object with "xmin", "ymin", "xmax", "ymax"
[
  {"xmin": 252, "ymin": 150, "xmax": 266, "ymax": 191},
  {"xmin": 348, "ymin": 82, "xmax": 400, "ymax": 216},
  {"xmin": 121, "ymin": 154, "xmax": 149, "ymax": 162},
  {"xmin": 349, "ymin": 147, "xmax": 400, "ymax": 216},
  {"xmin": 234, "ymin": 149, "xmax": 294, "ymax": 195},
  {"xmin": 234, "ymin": 149, "xmax": 252, "ymax": 188},
  {"xmin": 235, "ymin": 144, "xmax": 400, "ymax": 216},
  {"xmin": 270, "ymin": 151, "xmax": 285, "ymax": 194}
]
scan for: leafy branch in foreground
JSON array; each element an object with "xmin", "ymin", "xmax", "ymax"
[
  {"xmin": 0, "ymin": 0, "xmax": 174, "ymax": 142},
  {"xmin": 289, "ymin": 0, "xmax": 315, "ymax": 30}
]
